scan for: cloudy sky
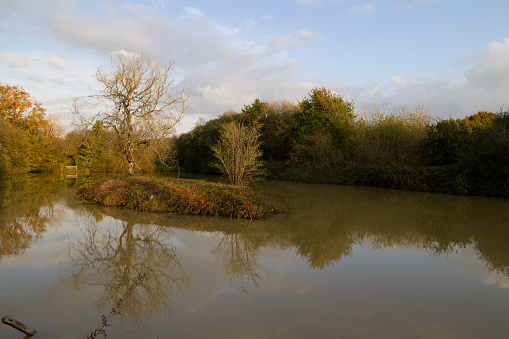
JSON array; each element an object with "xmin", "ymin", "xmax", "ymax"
[{"xmin": 1, "ymin": 0, "xmax": 508, "ymax": 131}]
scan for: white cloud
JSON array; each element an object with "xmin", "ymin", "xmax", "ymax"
[
  {"xmin": 0, "ymin": 51, "xmax": 98, "ymax": 118},
  {"xmin": 2, "ymin": 1, "xmax": 325, "ymax": 122},
  {"xmin": 40, "ymin": 4, "xmax": 155, "ymax": 54},
  {"xmin": 464, "ymin": 38, "xmax": 509, "ymax": 88},
  {"xmin": 264, "ymin": 29, "xmax": 322, "ymax": 56},
  {"xmin": 151, "ymin": 0, "xmax": 168, "ymax": 9},
  {"xmin": 3, "ymin": 0, "xmax": 506, "ymax": 129},
  {"xmin": 1, "ymin": 52, "xmax": 40, "ymax": 68},
  {"xmin": 365, "ymin": 74, "xmax": 506, "ymax": 118},
  {"xmin": 315, "ymin": 38, "xmax": 509, "ymax": 119},
  {"xmin": 27, "ymin": 75, "xmax": 44, "ymax": 83},
  {"xmin": 390, "ymin": 76, "xmax": 405, "ymax": 86},
  {"xmin": 216, "ymin": 26, "xmax": 242, "ymax": 35},
  {"xmin": 0, "ymin": 0, "xmax": 29, "ymax": 19},
  {"xmin": 110, "ymin": 49, "xmax": 139, "ymax": 58},
  {"xmin": 227, "ymin": 28, "xmax": 322, "ymax": 57},
  {"xmin": 182, "ymin": 6, "xmax": 205, "ymax": 17},
  {"xmin": 1, "ymin": 52, "xmax": 72, "ymax": 74},
  {"xmin": 347, "ymin": 3, "xmax": 376, "ymax": 15},
  {"xmin": 185, "ymin": 54, "xmax": 314, "ymax": 121},
  {"xmin": 48, "ymin": 55, "xmax": 67, "ymax": 70}
]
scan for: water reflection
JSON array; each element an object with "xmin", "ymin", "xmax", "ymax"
[
  {"xmin": 212, "ymin": 232, "xmax": 261, "ymax": 292},
  {"xmin": 0, "ymin": 175, "xmax": 72, "ymax": 263},
  {"xmin": 65, "ymin": 207, "xmax": 189, "ymax": 332},
  {"xmin": 254, "ymin": 180, "xmax": 509, "ymax": 274},
  {"xmin": 1, "ymin": 174, "xmax": 509, "ymax": 338},
  {"xmin": 3, "ymin": 174, "xmax": 509, "ymax": 281},
  {"xmin": 79, "ymin": 178, "xmax": 509, "ymax": 285},
  {"xmin": 80, "ymin": 206, "xmax": 267, "ymax": 294}
]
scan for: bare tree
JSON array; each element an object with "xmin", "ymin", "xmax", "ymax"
[
  {"xmin": 211, "ymin": 121, "xmax": 265, "ymax": 186},
  {"xmin": 72, "ymin": 51, "xmax": 190, "ymax": 174}
]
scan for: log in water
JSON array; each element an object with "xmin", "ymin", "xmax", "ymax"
[{"xmin": 2, "ymin": 315, "xmax": 37, "ymax": 336}]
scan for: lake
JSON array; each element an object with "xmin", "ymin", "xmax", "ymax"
[{"xmin": 1, "ymin": 174, "xmax": 508, "ymax": 338}]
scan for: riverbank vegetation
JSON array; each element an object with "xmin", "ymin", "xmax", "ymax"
[
  {"xmin": 79, "ymin": 176, "xmax": 279, "ymax": 219},
  {"xmin": 177, "ymin": 88, "xmax": 508, "ymax": 198},
  {"xmin": 1, "ymin": 82, "xmax": 507, "ymax": 198}
]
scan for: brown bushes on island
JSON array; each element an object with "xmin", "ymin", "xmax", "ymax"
[{"xmin": 79, "ymin": 177, "xmax": 280, "ymax": 219}]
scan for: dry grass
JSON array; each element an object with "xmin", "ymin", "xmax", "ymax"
[{"xmin": 79, "ymin": 176, "xmax": 279, "ymax": 219}]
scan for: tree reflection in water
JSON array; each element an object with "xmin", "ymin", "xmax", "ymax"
[
  {"xmin": 0, "ymin": 175, "xmax": 69, "ymax": 263},
  {"xmin": 0, "ymin": 208, "xmax": 49, "ymax": 259},
  {"xmin": 65, "ymin": 211, "xmax": 189, "ymax": 334},
  {"xmin": 212, "ymin": 232, "xmax": 261, "ymax": 292}
]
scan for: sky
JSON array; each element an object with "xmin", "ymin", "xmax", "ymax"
[{"xmin": 1, "ymin": 0, "xmax": 508, "ymax": 132}]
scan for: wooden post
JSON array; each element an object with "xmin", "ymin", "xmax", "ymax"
[
  {"xmin": 2, "ymin": 315, "xmax": 37, "ymax": 336},
  {"xmin": 65, "ymin": 165, "xmax": 78, "ymax": 178}
]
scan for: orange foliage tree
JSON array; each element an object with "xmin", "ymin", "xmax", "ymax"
[{"xmin": 0, "ymin": 84, "xmax": 58, "ymax": 172}]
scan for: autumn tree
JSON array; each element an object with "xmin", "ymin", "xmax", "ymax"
[
  {"xmin": 72, "ymin": 51, "xmax": 190, "ymax": 174},
  {"xmin": 0, "ymin": 119, "xmax": 30, "ymax": 175},
  {"xmin": 0, "ymin": 84, "xmax": 48, "ymax": 132},
  {"xmin": 211, "ymin": 121, "xmax": 265, "ymax": 186},
  {"xmin": 0, "ymin": 84, "xmax": 58, "ymax": 172}
]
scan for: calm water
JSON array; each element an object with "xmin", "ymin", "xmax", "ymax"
[{"xmin": 1, "ymin": 174, "xmax": 509, "ymax": 338}]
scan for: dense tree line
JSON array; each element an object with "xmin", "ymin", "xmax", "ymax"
[
  {"xmin": 1, "ymin": 83, "xmax": 507, "ymax": 197},
  {"xmin": 177, "ymin": 88, "xmax": 508, "ymax": 198}
]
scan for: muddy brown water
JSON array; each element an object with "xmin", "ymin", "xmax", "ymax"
[{"xmin": 1, "ymin": 174, "xmax": 508, "ymax": 338}]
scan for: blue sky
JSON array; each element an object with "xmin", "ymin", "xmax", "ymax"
[{"xmin": 1, "ymin": 0, "xmax": 508, "ymax": 130}]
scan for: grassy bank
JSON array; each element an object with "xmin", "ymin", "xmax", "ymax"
[{"xmin": 79, "ymin": 176, "xmax": 280, "ymax": 219}]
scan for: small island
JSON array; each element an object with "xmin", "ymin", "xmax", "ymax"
[{"xmin": 79, "ymin": 177, "xmax": 279, "ymax": 219}]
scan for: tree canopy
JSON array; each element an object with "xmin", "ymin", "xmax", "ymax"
[
  {"xmin": 0, "ymin": 84, "xmax": 58, "ymax": 173},
  {"xmin": 0, "ymin": 84, "xmax": 48, "ymax": 134}
]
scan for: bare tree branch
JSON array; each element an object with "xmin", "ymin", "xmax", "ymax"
[
  {"xmin": 211, "ymin": 121, "xmax": 265, "ymax": 186},
  {"xmin": 72, "ymin": 51, "xmax": 190, "ymax": 174}
]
